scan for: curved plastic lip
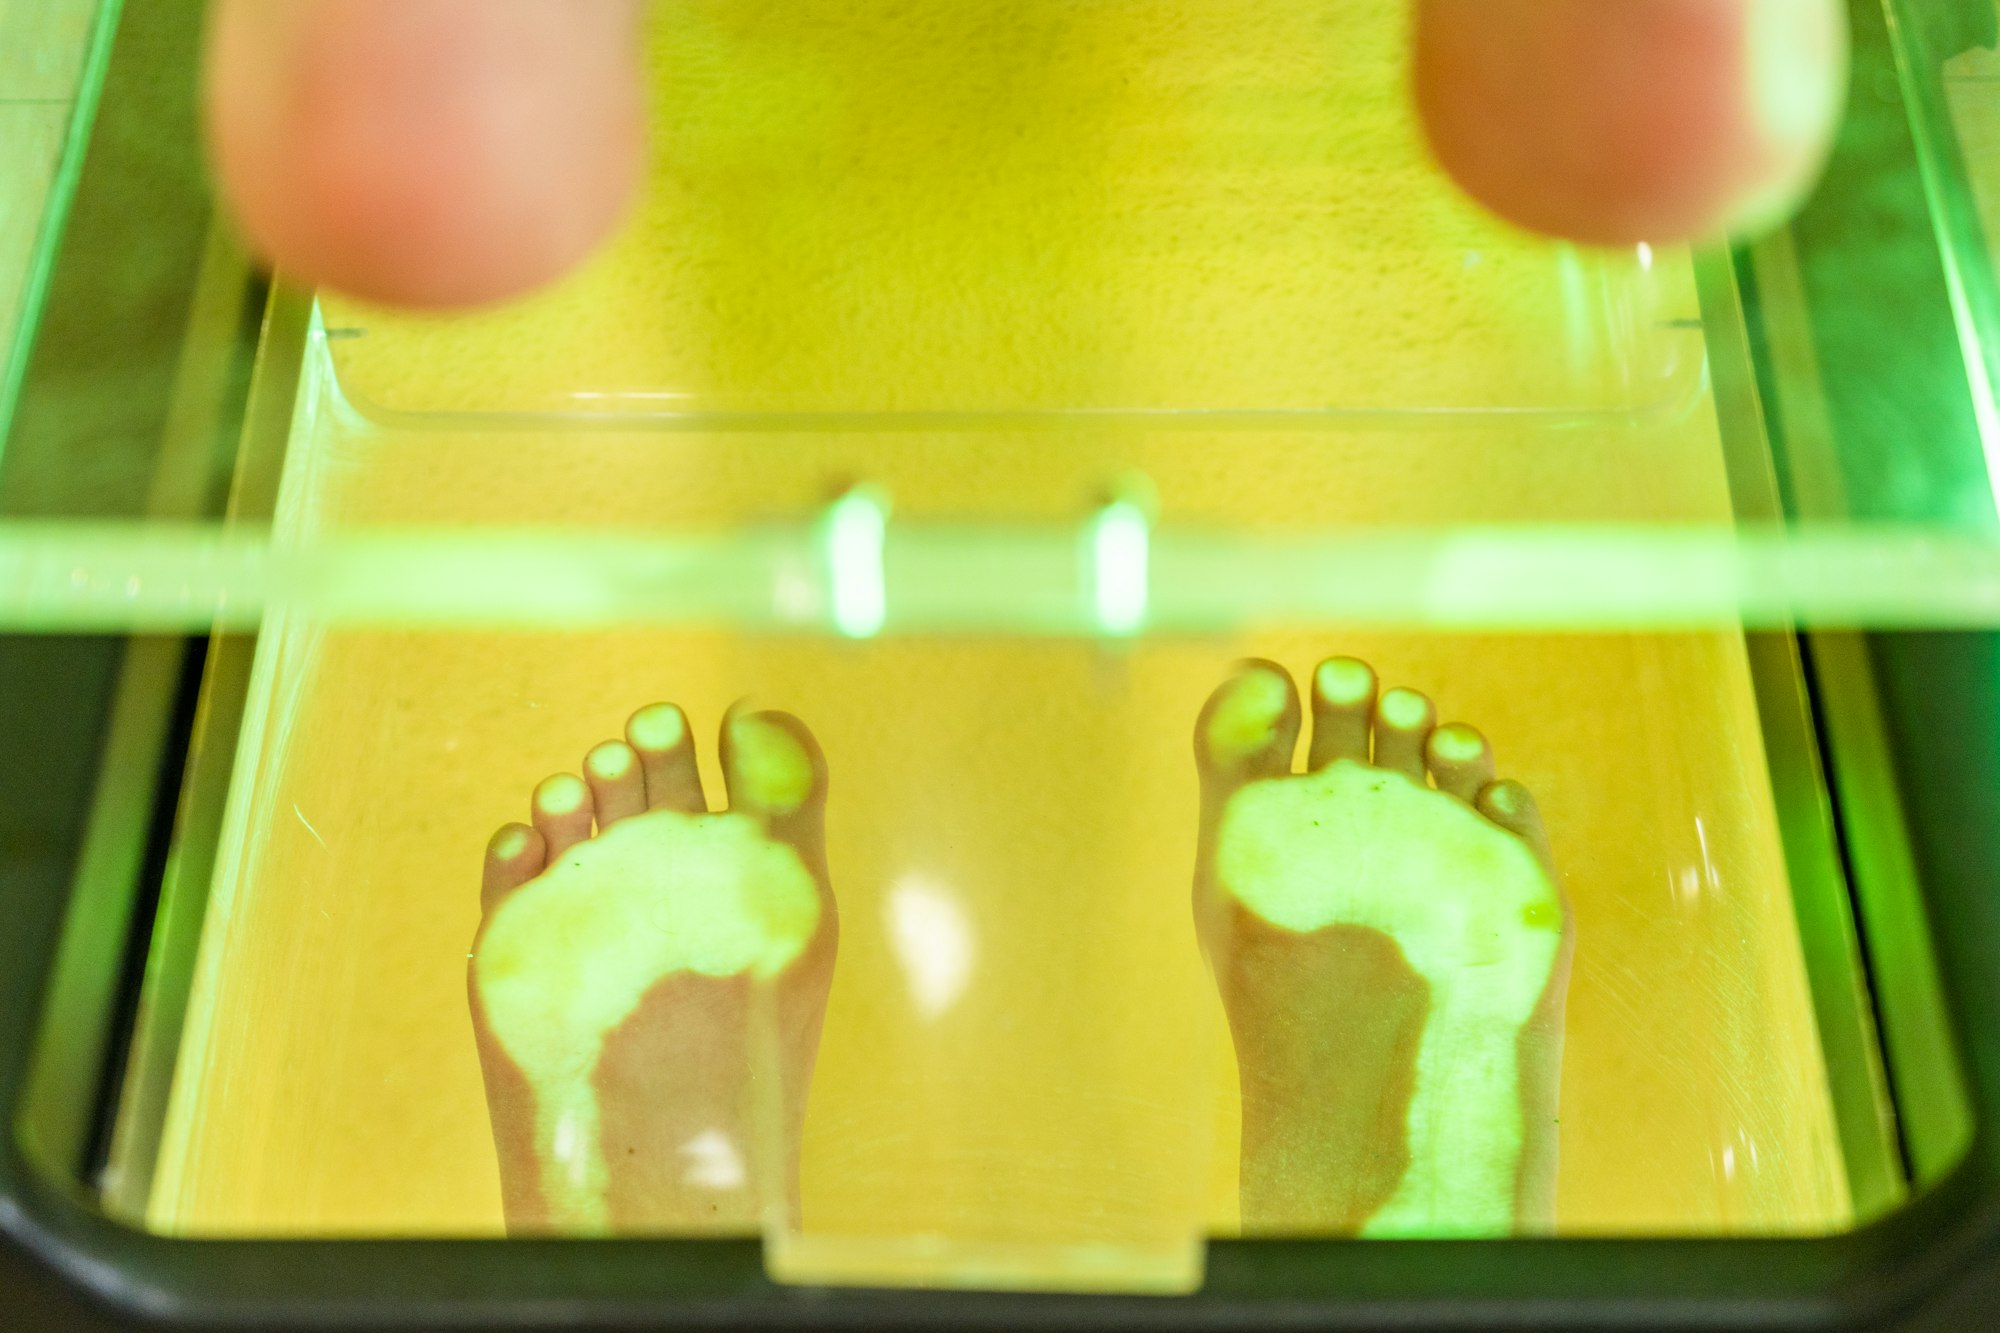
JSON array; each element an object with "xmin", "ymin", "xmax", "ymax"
[
  {"xmin": 323, "ymin": 393, "xmax": 1714, "ymax": 437},
  {"xmin": 317, "ymin": 257, "xmax": 1711, "ymax": 432},
  {"xmin": 316, "ymin": 339, "xmax": 1712, "ymax": 437}
]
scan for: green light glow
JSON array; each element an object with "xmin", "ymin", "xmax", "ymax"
[
  {"xmin": 9, "ymin": 521, "xmax": 2000, "ymax": 632},
  {"xmin": 822, "ymin": 488, "xmax": 890, "ymax": 640},
  {"xmin": 1089, "ymin": 499, "xmax": 1151, "ymax": 636}
]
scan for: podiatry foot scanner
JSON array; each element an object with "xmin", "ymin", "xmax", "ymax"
[{"xmin": 8, "ymin": 2, "xmax": 2000, "ymax": 1329}]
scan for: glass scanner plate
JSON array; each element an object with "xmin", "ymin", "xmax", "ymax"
[
  {"xmin": 145, "ymin": 0, "xmax": 1851, "ymax": 1290},
  {"xmin": 0, "ymin": 0, "xmax": 103, "ymax": 409},
  {"xmin": 321, "ymin": 1, "xmax": 1702, "ymax": 425},
  {"xmin": 0, "ymin": 0, "xmax": 1991, "ymax": 1307}
]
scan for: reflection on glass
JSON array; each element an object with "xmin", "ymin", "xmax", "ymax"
[{"xmin": 887, "ymin": 876, "xmax": 975, "ymax": 1022}]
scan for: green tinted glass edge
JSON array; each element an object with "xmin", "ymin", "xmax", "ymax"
[{"xmin": 0, "ymin": 0, "xmax": 127, "ymax": 467}]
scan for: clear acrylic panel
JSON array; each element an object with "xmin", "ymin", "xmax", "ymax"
[{"xmin": 318, "ymin": 0, "xmax": 1703, "ymax": 425}]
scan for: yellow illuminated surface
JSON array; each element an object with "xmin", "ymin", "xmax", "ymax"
[{"xmin": 151, "ymin": 0, "xmax": 1850, "ymax": 1288}]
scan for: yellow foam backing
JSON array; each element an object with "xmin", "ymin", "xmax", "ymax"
[{"xmin": 152, "ymin": 0, "xmax": 1850, "ymax": 1276}]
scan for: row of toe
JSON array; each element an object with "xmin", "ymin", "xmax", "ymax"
[
  {"xmin": 1198, "ymin": 658, "xmax": 1552, "ymax": 870},
  {"xmin": 481, "ymin": 703, "xmax": 825, "ymax": 910},
  {"xmin": 483, "ymin": 660, "xmax": 1554, "ymax": 914}
]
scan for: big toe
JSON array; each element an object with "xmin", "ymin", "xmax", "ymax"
[
  {"xmin": 1196, "ymin": 662, "xmax": 1302, "ymax": 799},
  {"xmin": 721, "ymin": 707, "xmax": 830, "ymax": 858}
]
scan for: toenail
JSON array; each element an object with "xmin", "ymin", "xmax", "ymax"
[
  {"xmin": 535, "ymin": 774, "xmax": 588, "ymax": 817},
  {"xmin": 587, "ymin": 742, "xmax": 635, "ymax": 779},
  {"xmin": 1207, "ymin": 668, "xmax": 1289, "ymax": 759},
  {"xmin": 628, "ymin": 704, "xmax": 686, "ymax": 751},
  {"xmin": 1378, "ymin": 689, "xmax": 1429, "ymax": 730},
  {"xmin": 1429, "ymin": 725, "xmax": 1484, "ymax": 764},
  {"xmin": 728, "ymin": 715, "xmax": 813, "ymax": 813},
  {"xmin": 490, "ymin": 827, "xmax": 531, "ymax": 860},
  {"xmin": 1315, "ymin": 657, "xmax": 1374, "ymax": 707},
  {"xmin": 1486, "ymin": 784, "xmax": 1521, "ymax": 816}
]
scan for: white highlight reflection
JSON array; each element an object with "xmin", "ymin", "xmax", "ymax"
[
  {"xmin": 554, "ymin": 1112, "xmax": 588, "ymax": 1187},
  {"xmin": 1091, "ymin": 498, "xmax": 1150, "ymax": 636},
  {"xmin": 887, "ymin": 876, "xmax": 974, "ymax": 1020},
  {"xmin": 825, "ymin": 487, "xmax": 889, "ymax": 639},
  {"xmin": 680, "ymin": 1129, "xmax": 747, "ymax": 1191},
  {"xmin": 1694, "ymin": 816, "xmax": 1722, "ymax": 896}
]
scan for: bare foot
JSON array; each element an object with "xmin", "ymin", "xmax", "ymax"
[
  {"xmin": 469, "ymin": 702, "xmax": 838, "ymax": 1234},
  {"xmin": 1193, "ymin": 658, "xmax": 1572, "ymax": 1237}
]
